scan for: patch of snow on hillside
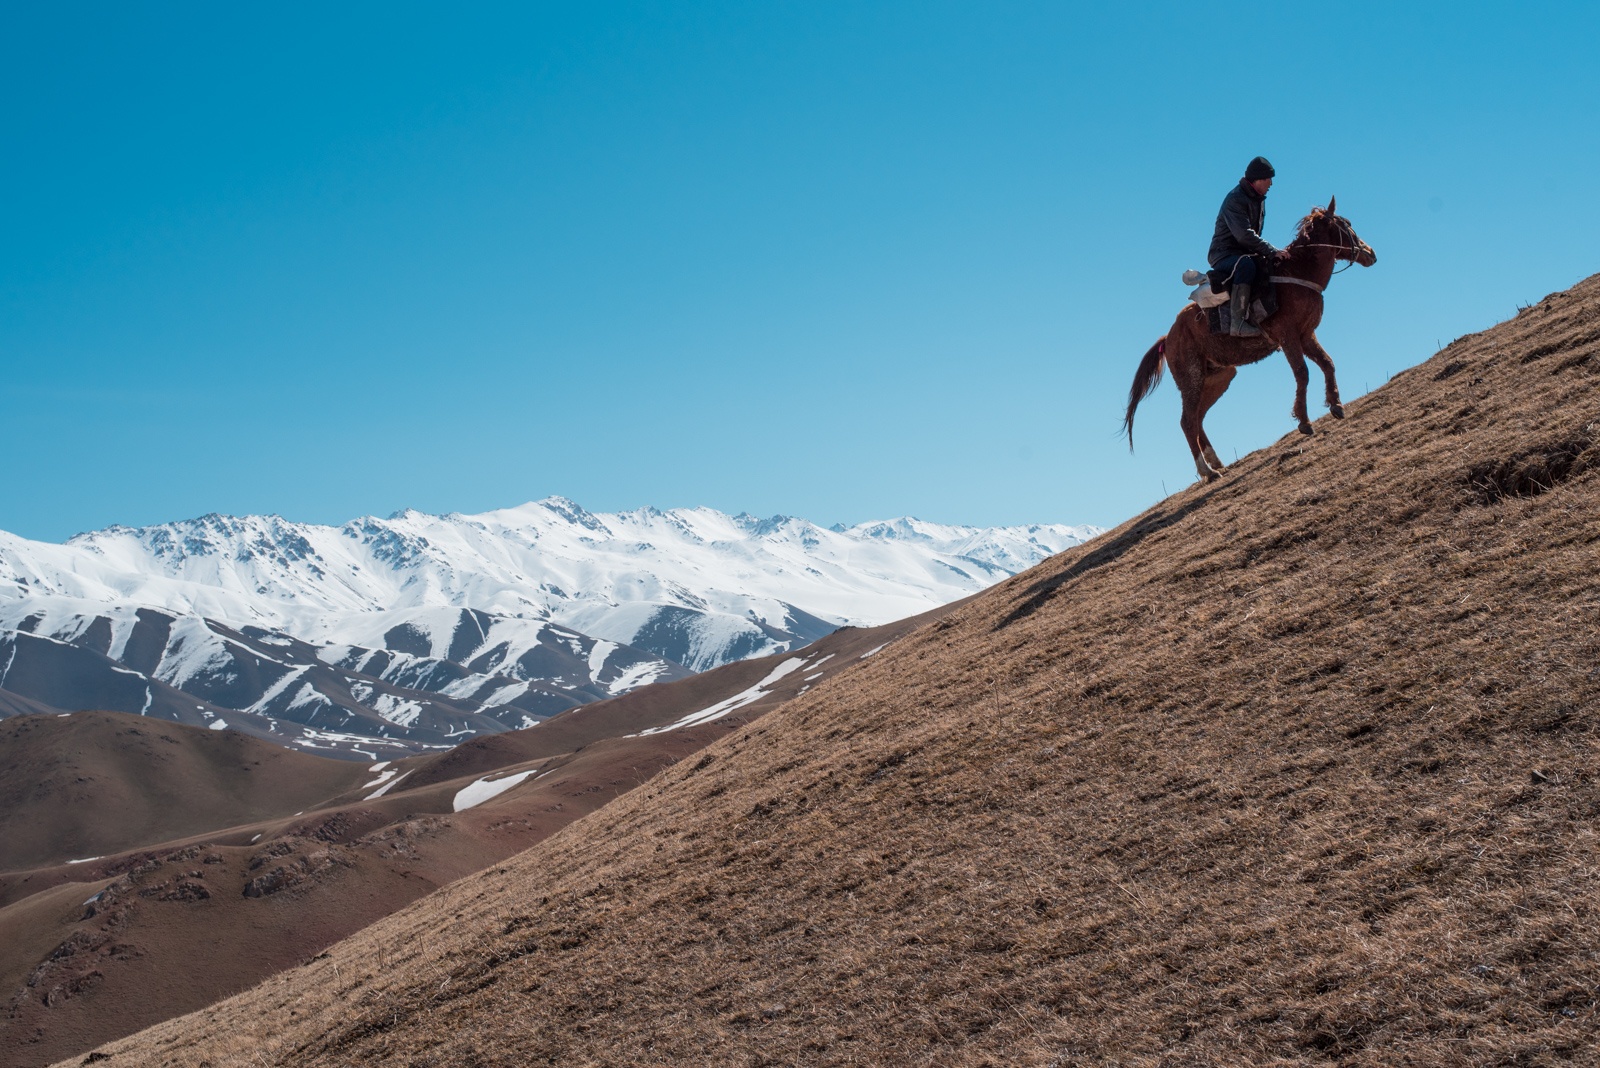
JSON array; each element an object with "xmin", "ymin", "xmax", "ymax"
[
  {"xmin": 209, "ymin": 719, "xmax": 228, "ymax": 730},
  {"xmin": 605, "ymin": 659, "xmax": 669, "ymax": 695},
  {"xmin": 361, "ymin": 767, "xmax": 398, "ymax": 791},
  {"xmin": 438, "ymin": 672, "xmax": 503, "ymax": 701},
  {"xmin": 246, "ymin": 666, "xmax": 308, "ymax": 714},
  {"xmin": 288, "ymin": 684, "xmax": 331, "ymax": 713},
  {"xmin": 365, "ymin": 770, "xmax": 411, "ymax": 799},
  {"xmin": 104, "ymin": 607, "xmax": 142, "ymax": 662},
  {"xmin": 633, "ymin": 657, "xmax": 809, "ymax": 736},
  {"xmin": 372, "ymin": 693, "xmax": 423, "ymax": 727},
  {"xmin": 479, "ymin": 681, "xmax": 529, "ymax": 708},
  {"xmin": 155, "ymin": 617, "xmax": 238, "ymax": 689},
  {"xmin": 291, "ymin": 728, "xmax": 401, "ymax": 756},
  {"xmin": 452, "ymin": 769, "xmax": 538, "ymax": 812},
  {"xmin": 586, "ymin": 638, "xmax": 617, "ymax": 680}
]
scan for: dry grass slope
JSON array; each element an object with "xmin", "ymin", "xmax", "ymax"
[
  {"xmin": 5, "ymin": 611, "xmax": 933, "ymax": 1066},
  {"xmin": 75, "ymin": 275, "xmax": 1600, "ymax": 1066}
]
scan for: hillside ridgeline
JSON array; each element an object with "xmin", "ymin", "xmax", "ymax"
[{"xmin": 65, "ymin": 276, "xmax": 1600, "ymax": 1065}]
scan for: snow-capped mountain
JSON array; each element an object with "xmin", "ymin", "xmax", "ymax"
[{"xmin": 0, "ymin": 498, "xmax": 1100, "ymax": 755}]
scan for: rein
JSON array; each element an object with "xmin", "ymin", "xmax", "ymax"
[{"xmin": 1273, "ymin": 236, "xmax": 1361, "ymax": 294}]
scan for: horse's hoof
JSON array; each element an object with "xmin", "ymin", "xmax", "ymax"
[
  {"xmin": 1329, "ymin": 404, "xmax": 1345, "ymax": 419},
  {"xmin": 1298, "ymin": 422, "xmax": 1314, "ymax": 436}
]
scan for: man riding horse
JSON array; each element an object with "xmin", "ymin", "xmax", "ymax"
[
  {"xmin": 1210, "ymin": 156, "xmax": 1280, "ymax": 337},
  {"xmin": 1124, "ymin": 176, "xmax": 1377, "ymax": 483}
]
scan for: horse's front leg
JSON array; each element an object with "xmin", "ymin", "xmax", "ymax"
[
  {"xmin": 1303, "ymin": 334, "xmax": 1344, "ymax": 418},
  {"xmin": 1281, "ymin": 344, "xmax": 1313, "ymax": 435}
]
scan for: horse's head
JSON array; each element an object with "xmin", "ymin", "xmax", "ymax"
[{"xmin": 1306, "ymin": 196, "xmax": 1377, "ymax": 266}]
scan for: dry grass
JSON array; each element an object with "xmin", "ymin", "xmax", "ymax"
[
  {"xmin": 69, "ymin": 276, "xmax": 1600, "ymax": 1066},
  {"xmin": 4, "ymin": 611, "xmax": 931, "ymax": 1067}
]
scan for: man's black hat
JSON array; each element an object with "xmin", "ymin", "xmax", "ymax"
[{"xmin": 1245, "ymin": 156, "xmax": 1275, "ymax": 181}]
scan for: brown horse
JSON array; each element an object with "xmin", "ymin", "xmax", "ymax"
[{"xmin": 1123, "ymin": 198, "xmax": 1377, "ymax": 481}]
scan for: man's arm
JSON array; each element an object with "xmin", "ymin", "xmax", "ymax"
[{"xmin": 1222, "ymin": 198, "xmax": 1277, "ymax": 258}]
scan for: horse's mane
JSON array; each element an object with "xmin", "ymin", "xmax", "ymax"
[{"xmin": 1290, "ymin": 207, "xmax": 1334, "ymax": 245}]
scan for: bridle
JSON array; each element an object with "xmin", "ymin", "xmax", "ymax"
[{"xmin": 1276, "ymin": 218, "xmax": 1368, "ymax": 291}]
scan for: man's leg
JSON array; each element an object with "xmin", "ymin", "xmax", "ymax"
[{"xmin": 1227, "ymin": 255, "xmax": 1259, "ymax": 337}]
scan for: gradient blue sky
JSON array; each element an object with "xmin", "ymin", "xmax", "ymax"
[{"xmin": 5, "ymin": 2, "xmax": 1597, "ymax": 542}]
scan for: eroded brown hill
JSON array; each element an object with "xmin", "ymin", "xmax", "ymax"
[
  {"xmin": 2, "ymin": 731, "xmax": 707, "ymax": 1068},
  {"xmin": 2, "ymin": 609, "xmax": 930, "ymax": 1066},
  {"xmin": 0, "ymin": 712, "xmax": 369, "ymax": 872},
  {"xmin": 60, "ymin": 277, "xmax": 1600, "ymax": 1066}
]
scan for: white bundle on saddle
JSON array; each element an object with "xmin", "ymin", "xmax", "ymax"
[{"xmin": 1181, "ymin": 268, "xmax": 1230, "ymax": 309}]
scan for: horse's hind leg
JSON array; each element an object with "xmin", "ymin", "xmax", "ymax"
[
  {"xmin": 1198, "ymin": 430, "xmax": 1224, "ymax": 474},
  {"xmin": 1175, "ymin": 367, "xmax": 1218, "ymax": 481},
  {"xmin": 1196, "ymin": 366, "xmax": 1237, "ymax": 472},
  {"xmin": 1303, "ymin": 334, "xmax": 1344, "ymax": 418},
  {"xmin": 1179, "ymin": 397, "xmax": 1216, "ymax": 481},
  {"xmin": 1169, "ymin": 322, "xmax": 1222, "ymax": 481}
]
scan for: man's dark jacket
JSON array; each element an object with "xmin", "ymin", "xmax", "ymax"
[{"xmin": 1208, "ymin": 179, "xmax": 1276, "ymax": 266}]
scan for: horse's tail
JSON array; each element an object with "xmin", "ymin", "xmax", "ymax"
[{"xmin": 1123, "ymin": 336, "xmax": 1167, "ymax": 451}]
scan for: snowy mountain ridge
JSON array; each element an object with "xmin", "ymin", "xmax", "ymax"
[
  {"xmin": 10, "ymin": 498, "xmax": 1097, "ymax": 642},
  {"xmin": 0, "ymin": 498, "xmax": 1100, "ymax": 754}
]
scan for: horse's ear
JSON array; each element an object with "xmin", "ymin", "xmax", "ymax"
[{"xmin": 1327, "ymin": 195, "xmax": 1337, "ymax": 215}]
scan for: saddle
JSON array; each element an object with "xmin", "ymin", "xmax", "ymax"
[{"xmin": 1181, "ymin": 269, "xmax": 1278, "ymax": 335}]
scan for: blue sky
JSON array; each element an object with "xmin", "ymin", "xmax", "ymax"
[{"xmin": 5, "ymin": 2, "xmax": 1597, "ymax": 542}]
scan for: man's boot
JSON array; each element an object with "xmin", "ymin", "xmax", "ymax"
[{"xmin": 1229, "ymin": 283, "xmax": 1260, "ymax": 337}]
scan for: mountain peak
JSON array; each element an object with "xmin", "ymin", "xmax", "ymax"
[{"xmin": 534, "ymin": 495, "xmax": 608, "ymax": 533}]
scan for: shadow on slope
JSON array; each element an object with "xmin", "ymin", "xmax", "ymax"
[{"xmin": 994, "ymin": 495, "xmax": 1209, "ymax": 629}]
